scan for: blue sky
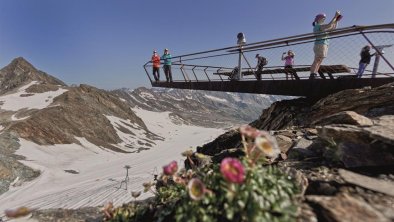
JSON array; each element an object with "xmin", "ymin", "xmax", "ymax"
[{"xmin": 0, "ymin": 0, "xmax": 393, "ymax": 89}]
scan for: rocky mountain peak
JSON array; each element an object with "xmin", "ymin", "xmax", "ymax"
[
  {"xmin": 8, "ymin": 57, "xmax": 37, "ymax": 72},
  {"xmin": 0, "ymin": 57, "xmax": 66, "ymax": 94}
]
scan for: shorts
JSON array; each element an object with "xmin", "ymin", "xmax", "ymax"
[{"xmin": 314, "ymin": 44, "xmax": 328, "ymax": 58}]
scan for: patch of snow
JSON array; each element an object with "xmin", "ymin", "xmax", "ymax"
[
  {"xmin": 258, "ymin": 94, "xmax": 270, "ymax": 99},
  {"xmin": 105, "ymin": 115, "xmax": 151, "ymax": 151},
  {"xmin": 204, "ymin": 95, "xmax": 228, "ymax": 103},
  {"xmin": 127, "ymin": 93, "xmax": 150, "ymax": 106},
  {"xmin": 0, "ymin": 81, "xmax": 68, "ymax": 111},
  {"xmin": 164, "ymin": 94, "xmax": 184, "ymax": 101},
  {"xmin": 11, "ymin": 114, "xmax": 30, "ymax": 121},
  {"xmin": 9, "ymin": 177, "xmax": 20, "ymax": 188},
  {"xmin": 140, "ymin": 92, "xmax": 155, "ymax": 100},
  {"xmin": 231, "ymin": 94, "xmax": 242, "ymax": 102}
]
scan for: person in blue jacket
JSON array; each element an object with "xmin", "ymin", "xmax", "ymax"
[{"xmin": 161, "ymin": 48, "xmax": 173, "ymax": 82}]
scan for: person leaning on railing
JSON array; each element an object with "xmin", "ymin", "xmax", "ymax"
[
  {"xmin": 310, "ymin": 11, "xmax": 342, "ymax": 80},
  {"xmin": 356, "ymin": 45, "xmax": 375, "ymax": 78},
  {"xmin": 161, "ymin": 48, "xmax": 173, "ymax": 82}
]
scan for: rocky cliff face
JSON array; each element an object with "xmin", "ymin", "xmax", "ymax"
[{"xmin": 198, "ymin": 83, "xmax": 394, "ymax": 153}]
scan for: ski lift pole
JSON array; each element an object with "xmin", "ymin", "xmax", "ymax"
[{"xmin": 152, "ymin": 167, "xmax": 158, "ymax": 181}]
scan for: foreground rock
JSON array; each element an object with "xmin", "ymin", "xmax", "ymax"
[{"xmin": 195, "ymin": 83, "xmax": 394, "ymax": 222}]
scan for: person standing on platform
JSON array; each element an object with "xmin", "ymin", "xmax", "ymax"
[
  {"xmin": 151, "ymin": 50, "xmax": 161, "ymax": 81},
  {"xmin": 255, "ymin": 54, "xmax": 268, "ymax": 80},
  {"xmin": 356, "ymin": 45, "xmax": 375, "ymax": 78},
  {"xmin": 310, "ymin": 11, "xmax": 342, "ymax": 79},
  {"xmin": 282, "ymin": 50, "xmax": 298, "ymax": 80},
  {"xmin": 161, "ymin": 48, "xmax": 173, "ymax": 82}
]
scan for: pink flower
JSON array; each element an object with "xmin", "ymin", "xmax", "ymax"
[
  {"xmin": 239, "ymin": 125, "xmax": 261, "ymax": 139},
  {"xmin": 220, "ymin": 158, "xmax": 245, "ymax": 184},
  {"xmin": 188, "ymin": 178, "xmax": 206, "ymax": 200},
  {"xmin": 163, "ymin": 160, "xmax": 178, "ymax": 176}
]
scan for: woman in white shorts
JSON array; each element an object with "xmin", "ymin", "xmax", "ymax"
[{"xmin": 310, "ymin": 11, "xmax": 342, "ymax": 79}]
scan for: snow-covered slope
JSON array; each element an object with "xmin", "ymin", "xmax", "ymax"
[{"xmin": 0, "ymin": 108, "xmax": 224, "ymax": 215}]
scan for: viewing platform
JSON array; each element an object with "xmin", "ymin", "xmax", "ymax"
[{"xmin": 144, "ymin": 24, "xmax": 394, "ymax": 100}]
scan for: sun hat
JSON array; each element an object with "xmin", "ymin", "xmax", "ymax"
[{"xmin": 314, "ymin": 13, "xmax": 326, "ymax": 23}]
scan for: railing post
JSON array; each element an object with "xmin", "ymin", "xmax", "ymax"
[
  {"xmin": 180, "ymin": 64, "xmax": 189, "ymax": 82},
  {"xmin": 238, "ymin": 48, "xmax": 242, "ymax": 80},
  {"xmin": 203, "ymin": 67, "xmax": 211, "ymax": 82},
  {"xmin": 217, "ymin": 68, "xmax": 224, "ymax": 81},
  {"xmin": 143, "ymin": 62, "xmax": 153, "ymax": 84},
  {"xmin": 192, "ymin": 67, "xmax": 199, "ymax": 82}
]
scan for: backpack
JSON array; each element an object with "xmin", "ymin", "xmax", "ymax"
[{"xmin": 259, "ymin": 57, "xmax": 268, "ymax": 67}]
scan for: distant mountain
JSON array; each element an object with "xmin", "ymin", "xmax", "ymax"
[
  {"xmin": 0, "ymin": 58, "xmax": 162, "ymax": 153},
  {"xmin": 6, "ymin": 84, "xmax": 162, "ymax": 152},
  {"xmin": 0, "ymin": 57, "xmax": 66, "ymax": 94},
  {"xmin": 113, "ymin": 87, "xmax": 285, "ymax": 128}
]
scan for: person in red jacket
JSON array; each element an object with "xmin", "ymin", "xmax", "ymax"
[{"xmin": 151, "ymin": 50, "xmax": 161, "ymax": 81}]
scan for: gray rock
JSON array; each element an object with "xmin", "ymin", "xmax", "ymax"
[
  {"xmin": 317, "ymin": 123, "xmax": 394, "ymax": 168},
  {"xmin": 306, "ymin": 193, "xmax": 390, "ymax": 222},
  {"xmin": 339, "ymin": 169, "xmax": 394, "ymax": 197},
  {"xmin": 294, "ymin": 137, "xmax": 313, "ymax": 149},
  {"xmin": 364, "ymin": 116, "xmax": 394, "ymax": 145},
  {"xmin": 313, "ymin": 111, "xmax": 373, "ymax": 126},
  {"xmin": 275, "ymin": 134, "xmax": 294, "ymax": 153}
]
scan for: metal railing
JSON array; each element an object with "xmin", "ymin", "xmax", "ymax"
[{"xmin": 144, "ymin": 24, "xmax": 394, "ymax": 84}]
